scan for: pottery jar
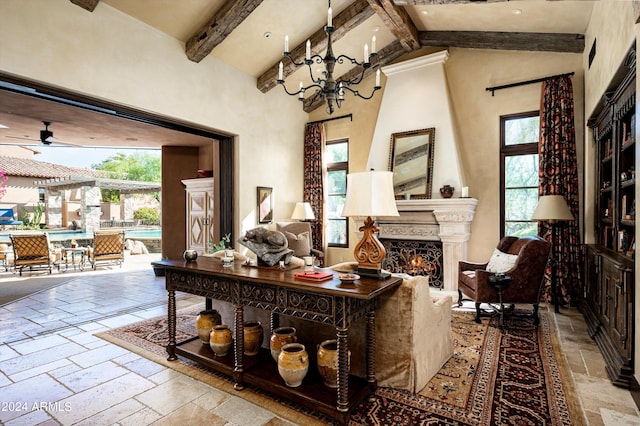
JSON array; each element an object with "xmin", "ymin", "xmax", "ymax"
[
  {"xmin": 439, "ymin": 185, "xmax": 455, "ymax": 199},
  {"xmin": 243, "ymin": 321, "xmax": 263, "ymax": 356},
  {"xmin": 317, "ymin": 339, "xmax": 350, "ymax": 388},
  {"xmin": 269, "ymin": 326, "xmax": 297, "ymax": 362},
  {"xmin": 195, "ymin": 309, "xmax": 221, "ymax": 344},
  {"xmin": 277, "ymin": 343, "xmax": 309, "ymax": 387},
  {"xmin": 209, "ymin": 325, "xmax": 233, "ymax": 357}
]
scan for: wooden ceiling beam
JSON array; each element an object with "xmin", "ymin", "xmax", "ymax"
[
  {"xmin": 185, "ymin": 0, "xmax": 264, "ymax": 63},
  {"xmin": 393, "ymin": 0, "xmax": 515, "ymax": 4},
  {"xmin": 257, "ymin": 0, "xmax": 374, "ymax": 93},
  {"xmin": 69, "ymin": 0, "xmax": 100, "ymax": 12},
  {"xmin": 366, "ymin": 0, "xmax": 420, "ymax": 51},
  {"xmin": 419, "ymin": 31, "xmax": 585, "ymax": 53},
  {"xmin": 304, "ymin": 40, "xmax": 408, "ymax": 113}
]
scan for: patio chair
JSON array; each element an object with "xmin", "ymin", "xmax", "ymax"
[
  {"xmin": 89, "ymin": 231, "xmax": 125, "ymax": 270},
  {"xmin": 10, "ymin": 233, "xmax": 59, "ymax": 276}
]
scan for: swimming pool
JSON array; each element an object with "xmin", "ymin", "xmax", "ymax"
[{"xmin": 0, "ymin": 228, "xmax": 162, "ymax": 244}]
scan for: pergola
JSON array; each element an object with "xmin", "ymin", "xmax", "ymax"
[
  {"xmin": 34, "ymin": 176, "xmax": 161, "ymax": 194},
  {"xmin": 33, "ymin": 175, "xmax": 161, "ymax": 230}
]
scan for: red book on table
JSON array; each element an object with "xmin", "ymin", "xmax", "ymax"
[{"xmin": 293, "ymin": 271, "xmax": 334, "ymax": 282}]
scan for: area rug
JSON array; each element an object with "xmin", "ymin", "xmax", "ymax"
[{"xmin": 96, "ymin": 306, "xmax": 585, "ymax": 425}]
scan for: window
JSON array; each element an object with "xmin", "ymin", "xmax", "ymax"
[
  {"xmin": 500, "ymin": 111, "xmax": 540, "ymax": 237},
  {"xmin": 38, "ymin": 188, "xmax": 45, "ymax": 203},
  {"xmin": 325, "ymin": 139, "xmax": 349, "ymax": 247}
]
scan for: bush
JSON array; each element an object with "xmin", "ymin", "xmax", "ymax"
[{"xmin": 134, "ymin": 207, "xmax": 159, "ymax": 223}]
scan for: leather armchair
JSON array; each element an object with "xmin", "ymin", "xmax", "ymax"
[{"xmin": 458, "ymin": 236, "xmax": 551, "ymax": 325}]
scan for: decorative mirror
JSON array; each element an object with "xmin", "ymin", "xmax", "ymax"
[{"xmin": 388, "ymin": 128, "xmax": 435, "ymax": 199}]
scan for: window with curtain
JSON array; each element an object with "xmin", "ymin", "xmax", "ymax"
[
  {"xmin": 325, "ymin": 139, "xmax": 349, "ymax": 247},
  {"xmin": 500, "ymin": 111, "xmax": 540, "ymax": 237}
]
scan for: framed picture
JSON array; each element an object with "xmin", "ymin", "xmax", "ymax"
[{"xmin": 257, "ymin": 186, "xmax": 273, "ymax": 224}]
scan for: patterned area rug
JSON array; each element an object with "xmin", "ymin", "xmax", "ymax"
[{"xmin": 96, "ymin": 306, "xmax": 585, "ymax": 425}]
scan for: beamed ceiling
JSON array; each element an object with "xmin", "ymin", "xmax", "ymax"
[{"xmin": 1, "ymin": 0, "xmax": 615, "ymax": 150}]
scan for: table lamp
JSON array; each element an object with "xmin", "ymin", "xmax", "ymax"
[
  {"xmin": 291, "ymin": 202, "xmax": 315, "ymax": 221},
  {"xmin": 531, "ymin": 194, "xmax": 574, "ymax": 313},
  {"xmin": 341, "ymin": 170, "xmax": 399, "ymax": 279}
]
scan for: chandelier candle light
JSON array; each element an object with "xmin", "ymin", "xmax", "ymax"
[{"xmin": 277, "ymin": 0, "xmax": 381, "ymax": 115}]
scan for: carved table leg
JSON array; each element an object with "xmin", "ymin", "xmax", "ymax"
[
  {"xmin": 336, "ymin": 326, "xmax": 349, "ymax": 414},
  {"xmin": 233, "ymin": 303, "xmax": 245, "ymax": 390},
  {"xmin": 270, "ymin": 311, "xmax": 280, "ymax": 334},
  {"xmin": 366, "ymin": 310, "xmax": 377, "ymax": 398},
  {"xmin": 167, "ymin": 289, "xmax": 177, "ymax": 361}
]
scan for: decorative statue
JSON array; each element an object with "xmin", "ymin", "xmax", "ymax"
[{"xmin": 239, "ymin": 228, "xmax": 293, "ymax": 266}]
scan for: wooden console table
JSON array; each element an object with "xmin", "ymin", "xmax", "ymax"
[{"xmin": 154, "ymin": 257, "xmax": 402, "ymax": 424}]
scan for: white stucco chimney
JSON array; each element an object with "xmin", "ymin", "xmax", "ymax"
[{"xmin": 367, "ymin": 50, "xmax": 465, "ymax": 197}]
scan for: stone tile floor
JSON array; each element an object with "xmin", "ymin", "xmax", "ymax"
[{"xmin": 0, "ymin": 253, "xmax": 638, "ymax": 425}]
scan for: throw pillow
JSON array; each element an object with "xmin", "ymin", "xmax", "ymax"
[
  {"xmin": 486, "ymin": 248, "xmax": 518, "ymax": 273},
  {"xmin": 285, "ymin": 231, "xmax": 311, "ymax": 257}
]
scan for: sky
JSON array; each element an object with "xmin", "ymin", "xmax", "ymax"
[{"xmin": 34, "ymin": 146, "xmax": 161, "ymax": 169}]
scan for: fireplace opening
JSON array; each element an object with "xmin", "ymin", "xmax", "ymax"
[{"xmin": 381, "ymin": 239, "xmax": 443, "ymax": 288}]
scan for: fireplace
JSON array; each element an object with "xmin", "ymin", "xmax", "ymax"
[
  {"xmin": 382, "ymin": 239, "xmax": 443, "ymax": 288},
  {"xmin": 377, "ymin": 198, "xmax": 477, "ymax": 293}
]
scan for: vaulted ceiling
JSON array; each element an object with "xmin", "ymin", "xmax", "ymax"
[{"xmin": 1, "ymin": 0, "xmax": 602, "ymax": 149}]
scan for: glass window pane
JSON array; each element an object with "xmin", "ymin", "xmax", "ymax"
[
  {"xmin": 326, "ymin": 170, "xmax": 346, "ymax": 195},
  {"xmin": 505, "ymin": 188, "xmax": 539, "ymax": 221},
  {"xmin": 505, "ymin": 116, "xmax": 540, "ymax": 146},
  {"xmin": 326, "ymin": 142, "xmax": 348, "ymax": 163},
  {"xmin": 505, "ymin": 154, "xmax": 539, "ymax": 187},
  {"xmin": 505, "ymin": 221, "xmax": 538, "ymax": 237},
  {"xmin": 327, "ymin": 219, "xmax": 347, "ymax": 245},
  {"xmin": 327, "ymin": 195, "xmax": 345, "ymax": 218}
]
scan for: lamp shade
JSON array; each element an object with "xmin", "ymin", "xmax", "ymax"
[
  {"xmin": 531, "ymin": 195, "xmax": 574, "ymax": 221},
  {"xmin": 341, "ymin": 170, "xmax": 399, "ymax": 217},
  {"xmin": 291, "ymin": 202, "xmax": 315, "ymax": 220}
]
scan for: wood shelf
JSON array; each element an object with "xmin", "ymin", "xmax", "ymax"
[{"xmin": 175, "ymin": 336, "xmax": 371, "ymax": 420}]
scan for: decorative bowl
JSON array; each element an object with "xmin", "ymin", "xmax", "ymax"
[{"xmin": 337, "ymin": 273, "xmax": 360, "ymax": 284}]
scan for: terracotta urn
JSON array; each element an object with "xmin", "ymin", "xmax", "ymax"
[
  {"xmin": 243, "ymin": 321, "xmax": 263, "ymax": 356},
  {"xmin": 439, "ymin": 185, "xmax": 455, "ymax": 199},
  {"xmin": 270, "ymin": 326, "xmax": 297, "ymax": 362},
  {"xmin": 209, "ymin": 325, "xmax": 233, "ymax": 357},
  {"xmin": 195, "ymin": 309, "xmax": 221, "ymax": 344},
  {"xmin": 277, "ymin": 343, "xmax": 309, "ymax": 387},
  {"xmin": 317, "ymin": 339, "xmax": 350, "ymax": 388}
]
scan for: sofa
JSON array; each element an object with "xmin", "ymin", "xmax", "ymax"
[{"xmin": 329, "ymin": 262, "xmax": 453, "ymax": 392}]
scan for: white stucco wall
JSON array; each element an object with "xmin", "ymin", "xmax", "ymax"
[{"xmin": 0, "ymin": 0, "xmax": 309, "ymax": 237}]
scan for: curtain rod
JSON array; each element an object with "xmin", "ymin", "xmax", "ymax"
[
  {"xmin": 307, "ymin": 113, "xmax": 352, "ymax": 125},
  {"xmin": 485, "ymin": 72, "xmax": 575, "ymax": 96}
]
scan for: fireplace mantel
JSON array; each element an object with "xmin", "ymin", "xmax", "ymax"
[{"xmin": 377, "ymin": 198, "xmax": 478, "ymax": 293}]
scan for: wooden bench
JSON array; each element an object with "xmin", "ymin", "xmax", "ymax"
[{"xmin": 0, "ymin": 208, "xmax": 22, "ymax": 228}]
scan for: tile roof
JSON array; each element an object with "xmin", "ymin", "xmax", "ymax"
[{"xmin": 0, "ymin": 156, "xmax": 102, "ymax": 179}]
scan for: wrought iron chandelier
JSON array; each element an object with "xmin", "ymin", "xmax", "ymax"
[{"xmin": 277, "ymin": 0, "xmax": 381, "ymax": 115}]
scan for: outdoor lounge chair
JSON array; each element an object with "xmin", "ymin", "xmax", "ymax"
[
  {"xmin": 89, "ymin": 231, "xmax": 125, "ymax": 270},
  {"xmin": 10, "ymin": 233, "xmax": 59, "ymax": 276}
]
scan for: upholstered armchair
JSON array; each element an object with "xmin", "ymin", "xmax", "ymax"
[
  {"xmin": 276, "ymin": 221, "xmax": 324, "ymax": 266},
  {"xmin": 458, "ymin": 236, "xmax": 551, "ymax": 325}
]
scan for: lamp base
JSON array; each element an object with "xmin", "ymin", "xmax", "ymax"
[{"xmin": 357, "ymin": 267, "xmax": 391, "ymax": 280}]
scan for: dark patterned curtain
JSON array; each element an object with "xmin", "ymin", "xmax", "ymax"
[
  {"xmin": 303, "ymin": 122, "xmax": 324, "ymax": 252},
  {"xmin": 539, "ymin": 76, "xmax": 582, "ymax": 307}
]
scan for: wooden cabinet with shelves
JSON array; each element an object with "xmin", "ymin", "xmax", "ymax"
[
  {"xmin": 182, "ymin": 177, "xmax": 215, "ymax": 255},
  {"xmin": 584, "ymin": 45, "xmax": 636, "ymax": 388}
]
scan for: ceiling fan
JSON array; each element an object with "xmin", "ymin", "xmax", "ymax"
[
  {"xmin": 5, "ymin": 121, "xmax": 80, "ymax": 146},
  {"xmin": 40, "ymin": 121, "xmax": 55, "ymax": 145}
]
